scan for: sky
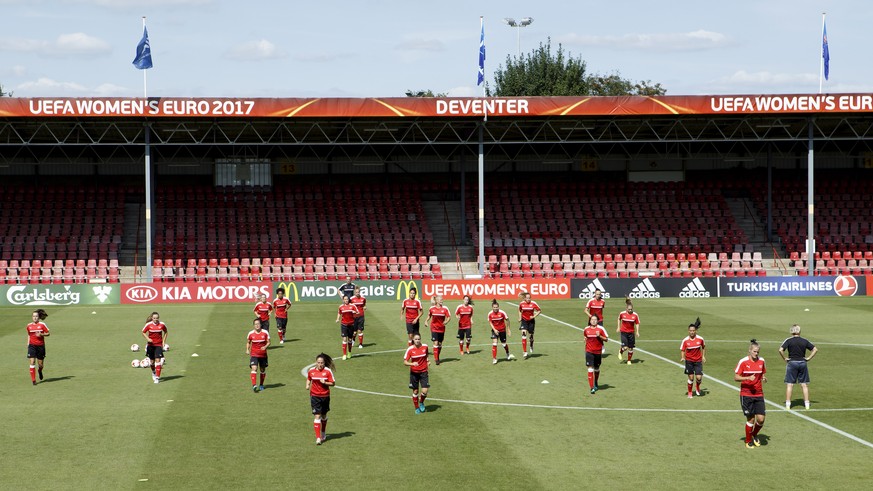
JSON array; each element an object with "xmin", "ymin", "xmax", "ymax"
[{"xmin": 0, "ymin": 0, "xmax": 869, "ymax": 98}]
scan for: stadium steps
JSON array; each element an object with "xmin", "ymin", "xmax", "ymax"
[
  {"xmin": 724, "ymin": 197, "xmax": 786, "ymax": 259},
  {"xmin": 119, "ymin": 201, "xmax": 147, "ymax": 267},
  {"xmin": 421, "ymin": 200, "xmax": 475, "ymax": 263}
]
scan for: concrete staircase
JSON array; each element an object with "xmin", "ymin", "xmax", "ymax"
[
  {"xmin": 724, "ymin": 197, "xmax": 792, "ymax": 275},
  {"xmin": 119, "ymin": 201, "xmax": 147, "ymax": 268},
  {"xmin": 420, "ymin": 200, "xmax": 477, "ymax": 278}
]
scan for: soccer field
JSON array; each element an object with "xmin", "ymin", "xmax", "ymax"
[{"xmin": 1, "ymin": 297, "xmax": 872, "ymax": 490}]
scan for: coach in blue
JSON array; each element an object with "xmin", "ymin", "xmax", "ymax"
[{"xmin": 778, "ymin": 324, "xmax": 818, "ymax": 410}]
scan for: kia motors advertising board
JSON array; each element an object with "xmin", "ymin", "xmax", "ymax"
[
  {"xmin": 719, "ymin": 275, "xmax": 866, "ymax": 297},
  {"xmin": 571, "ymin": 277, "xmax": 718, "ymax": 299},
  {"xmin": 121, "ymin": 282, "xmax": 272, "ymax": 304},
  {"xmin": 421, "ymin": 279, "xmax": 570, "ymax": 300}
]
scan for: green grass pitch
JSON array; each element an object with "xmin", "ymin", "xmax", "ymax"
[{"xmin": 1, "ymin": 297, "xmax": 871, "ymax": 489}]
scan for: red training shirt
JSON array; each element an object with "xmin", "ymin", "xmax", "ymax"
[
  {"xmin": 618, "ymin": 311, "xmax": 640, "ymax": 333},
  {"xmin": 247, "ymin": 329, "xmax": 270, "ymax": 357},
  {"xmin": 273, "ymin": 297, "xmax": 291, "ymax": 319},
  {"xmin": 350, "ymin": 296, "xmax": 367, "ymax": 318},
  {"xmin": 681, "ymin": 336, "xmax": 705, "ymax": 363},
  {"xmin": 404, "ymin": 344, "xmax": 430, "ymax": 373},
  {"xmin": 584, "ymin": 325, "xmax": 608, "ymax": 354},
  {"xmin": 735, "ymin": 356, "xmax": 766, "ymax": 397},
  {"xmin": 518, "ymin": 300, "xmax": 541, "ymax": 321},
  {"xmin": 338, "ymin": 304, "xmax": 359, "ymax": 325},
  {"xmin": 455, "ymin": 304, "xmax": 474, "ymax": 329},
  {"xmin": 402, "ymin": 298, "xmax": 423, "ymax": 323},
  {"xmin": 488, "ymin": 310, "xmax": 509, "ymax": 332},
  {"xmin": 142, "ymin": 321, "xmax": 167, "ymax": 346},
  {"xmin": 428, "ymin": 306, "xmax": 450, "ymax": 332},
  {"xmin": 26, "ymin": 322, "xmax": 49, "ymax": 346},
  {"xmin": 253, "ymin": 301, "xmax": 273, "ymax": 322},
  {"xmin": 308, "ymin": 367, "xmax": 335, "ymax": 397},
  {"xmin": 586, "ymin": 298, "xmax": 605, "ymax": 324}
]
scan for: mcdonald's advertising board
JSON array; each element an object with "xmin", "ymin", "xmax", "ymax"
[{"xmin": 272, "ymin": 280, "xmax": 423, "ymax": 302}]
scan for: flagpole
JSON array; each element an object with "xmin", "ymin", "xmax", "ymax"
[
  {"xmin": 819, "ymin": 12, "xmax": 826, "ymax": 94},
  {"xmin": 142, "ymin": 15, "xmax": 153, "ymax": 283},
  {"xmin": 478, "ymin": 16, "xmax": 486, "ymax": 276}
]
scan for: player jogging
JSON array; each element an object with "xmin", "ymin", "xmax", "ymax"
[
  {"xmin": 404, "ymin": 333, "xmax": 431, "ymax": 414},
  {"xmin": 26, "ymin": 309, "xmax": 50, "ymax": 385},
  {"xmin": 350, "ymin": 287, "xmax": 367, "ymax": 350},
  {"xmin": 336, "ymin": 296, "xmax": 360, "ymax": 360},
  {"xmin": 487, "ymin": 299, "xmax": 515, "ymax": 365},
  {"xmin": 735, "ymin": 339, "xmax": 767, "ymax": 448},
  {"xmin": 246, "ymin": 318, "xmax": 271, "ymax": 392},
  {"xmin": 425, "ymin": 294, "xmax": 451, "ymax": 365},
  {"xmin": 617, "ymin": 297, "xmax": 640, "ymax": 364},
  {"xmin": 584, "ymin": 314, "xmax": 609, "ymax": 394},
  {"xmin": 273, "ymin": 287, "xmax": 291, "ymax": 344},
  {"xmin": 253, "ymin": 293, "xmax": 273, "ymax": 332},
  {"xmin": 518, "ymin": 291, "xmax": 541, "ymax": 359},
  {"xmin": 455, "ymin": 295, "xmax": 474, "ymax": 355},
  {"xmin": 307, "ymin": 353, "xmax": 336, "ymax": 445},
  {"xmin": 585, "ymin": 289, "xmax": 606, "ymax": 353},
  {"xmin": 680, "ymin": 317, "xmax": 706, "ymax": 398},
  {"xmin": 141, "ymin": 311, "xmax": 168, "ymax": 384},
  {"xmin": 400, "ymin": 287, "xmax": 424, "ymax": 346}
]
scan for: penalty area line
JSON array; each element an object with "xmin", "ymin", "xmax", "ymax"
[{"xmin": 533, "ymin": 307, "xmax": 873, "ymax": 450}]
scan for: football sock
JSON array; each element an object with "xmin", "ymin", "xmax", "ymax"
[
  {"xmin": 358, "ymin": 334, "xmax": 364, "ymax": 345},
  {"xmin": 434, "ymin": 346, "xmax": 440, "ymax": 362},
  {"xmin": 314, "ymin": 420, "xmax": 322, "ymax": 439},
  {"xmin": 250, "ymin": 372, "xmax": 257, "ymax": 386},
  {"xmin": 278, "ymin": 331, "xmax": 284, "ymax": 342},
  {"xmin": 459, "ymin": 342, "xmax": 464, "ymax": 354},
  {"xmin": 522, "ymin": 337, "xmax": 528, "ymax": 353},
  {"xmin": 696, "ymin": 381, "xmax": 701, "ymax": 392},
  {"xmin": 529, "ymin": 335, "xmax": 534, "ymax": 349},
  {"xmin": 752, "ymin": 422, "xmax": 763, "ymax": 436},
  {"xmin": 29, "ymin": 365, "xmax": 36, "ymax": 382},
  {"xmin": 594, "ymin": 369, "xmax": 600, "ymax": 385},
  {"xmin": 412, "ymin": 394, "xmax": 420, "ymax": 409},
  {"xmin": 420, "ymin": 393, "xmax": 427, "ymax": 404},
  {"xmin": 342, "ymin": 343, "xmax": 347, "ymax": 355},
  {"xmin": 503, "ymin": 343, "xmax": 509, "ymax": 355},
  {"xmin": 745, "ymin": 422, "xmax": 754, "ymax": 443},
  {"xmin": 259, "ymin": 373, "xmax": 266, "ymax": 385},
  {"xmin": 155, "ymin": 364, "xmax": 162, "ymax": 378},
  {"xmin": 688, "ymin": 381, "xmax": 693, "ymax": 396},
  {"xmin": 587, "ymin": 369, "xmax": 595, "ymax": 389},
  {"xmin": 321, "ymin": 419, "xmax": 328, "ymax": 434},
  {"xmin": 628, "ymin": 350, "xmax": 634, "ymax": 361},
  {"xmin": 492, "ymin": 345, "xmax": 497, "ymax": 359},
  {"xmin": 465, "ymin": 341, "xmax": 471, "ymax": 352}
]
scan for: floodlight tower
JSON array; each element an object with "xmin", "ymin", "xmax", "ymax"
[{"xmin": 503, "ymin": 17, "xmax": 534, "ymax": 56}]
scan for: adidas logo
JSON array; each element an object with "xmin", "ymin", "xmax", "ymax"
[
  {"xmin": 578, "ymin": 278, "xmax": 610, "ymax": 299},
  {"xmin": 628, "ymin": 278, "xmax": 660, "ymax": 298},
  {"xmin": 680, "ymin": 278, "xmax": 711, "ymax": 298}
]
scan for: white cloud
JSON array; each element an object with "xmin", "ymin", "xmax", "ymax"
[
  {"xmin": 293, "ymin": 52, "xmax": 355, "ymax": 63},
  {"xmin": 16, "ymin": 77, "xmax": 88, "ymax": 95},
  {"xmin": 395, "ymin": 39, "xmax": 445, "ymax": 52},
  {"xmin": 0, "ymin": 33, "xmax": 110, "ymax": 57},
  {"xmin": 558, "ymin": 30, "xmax": 730, "ymax": 52},
  {"xmin": 719, "ymin": 70, "xmax": 817, "ymax": 86},
  {"xmin": 11, "ymin": 65, "xmax": 27, "ymax": 76},
  {"xmin": 93, "ymin": 83, "xmax": 130, "ymax": 96},
  {"xmin": 224, "ymin": 39, "xmax": 286, "ymax": 61}
]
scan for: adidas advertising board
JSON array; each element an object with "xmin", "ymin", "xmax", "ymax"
[{"xmin": 571, "ymin": 277, "xmax": 718, "ymax": 299}]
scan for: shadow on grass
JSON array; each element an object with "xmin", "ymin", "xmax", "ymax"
[
  {"xmin": 420, "ymin": 404, "xmax": 441, "ymax": 413},
  {"xmin": 40, "ymin": 375, "xmax": 75, "ymax": 384},
  {"xmin": 159, "ymin": 375, "xmax": 184, "ymax": 382},
  {"xmin": 324, "ymin": 431, "xmax": 355, "ymax": 442},
  {"xmin": 526, "ymin": 353, "xmax": 547, "ymax": 359},
  {"xmin": 263, "ymin": 383, "xmax": 286, "ymax": 389},
  {"xmin": 594, "ymin": 383, "xmax": 613, "ymax": 391},
  {"xmin": 435, "ymin": 358, "xmax": 459, "ymax": 365}
]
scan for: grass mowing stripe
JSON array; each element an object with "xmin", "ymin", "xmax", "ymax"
[{"xmin": 522, "ymin": 303, "xmax": 873, "ymax": 450}]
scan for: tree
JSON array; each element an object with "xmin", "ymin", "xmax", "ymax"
[
  {"xmin": 405, "ymin": 89, "xmax": 447, "ymax": 97},
  {"xmin": 0, "ymin": 83, "xmax": 12, "ymax": 97},
  {"xmin": 490, "ymin": 38, "xmax": 666, "ymax": 97}
]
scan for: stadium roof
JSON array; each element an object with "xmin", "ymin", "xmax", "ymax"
[{"xmin": 2, "ymin": 95, "xmax": 873, "ymax": 165}]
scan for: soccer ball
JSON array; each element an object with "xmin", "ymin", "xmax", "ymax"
[
  {"xmin": 163, "ymin": 344, "xmax": 170, "ymax": 351},
  {"xmin": 130, "ymin": 343, "xmax": 140, "ymax": 352},
  {"xmin": 131, "ymin": 359, "xmax": 141, "ymax": 368},
  {"xmin": 141, "ymin": 358, "xmax": 151, "ymax": 368}
]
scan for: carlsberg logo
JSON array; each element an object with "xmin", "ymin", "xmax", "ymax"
[{"xmin": 7, "ymin": 285, "xmax": 81, "ymax": 306}]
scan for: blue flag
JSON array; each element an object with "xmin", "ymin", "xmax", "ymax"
[
  {"xmin": 822, "ymin": 21, "xmax": 829, "ymax": 80},
  {"xmin": 133, "ymin": 25, "xmax": 153, "ymax": 70},
  {"xmin": 477, "ymin": 18, "xmax": 486, "ymax": 86}
]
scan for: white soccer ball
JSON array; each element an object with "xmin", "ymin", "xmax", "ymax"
[
  {"xmin": 163, "ymin": 344, "xmax": 170, "ymax": 351},
  {"xmin": 130, "ymin": 343, "xmax": 140, "ymax": 352},
  {"xmin": 131, "ymin": 359, "xmax": 141, "ymax": 368},
  {"xmin": 141, "ymin": 358, "xmax": 151, "ymax": 368}
]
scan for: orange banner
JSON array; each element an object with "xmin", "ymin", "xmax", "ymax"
[
  {"xmin": 2, "ymin": 94, "xmax": 872, "ymax": 118},
  {"xmin": 422, "ymin": 279, "xmax": 570, "ymax": 301}
]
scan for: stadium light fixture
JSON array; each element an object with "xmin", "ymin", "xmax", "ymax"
[{"xmin": 503, "ymin": 17, "xmax": 534, "ymax": 56}]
